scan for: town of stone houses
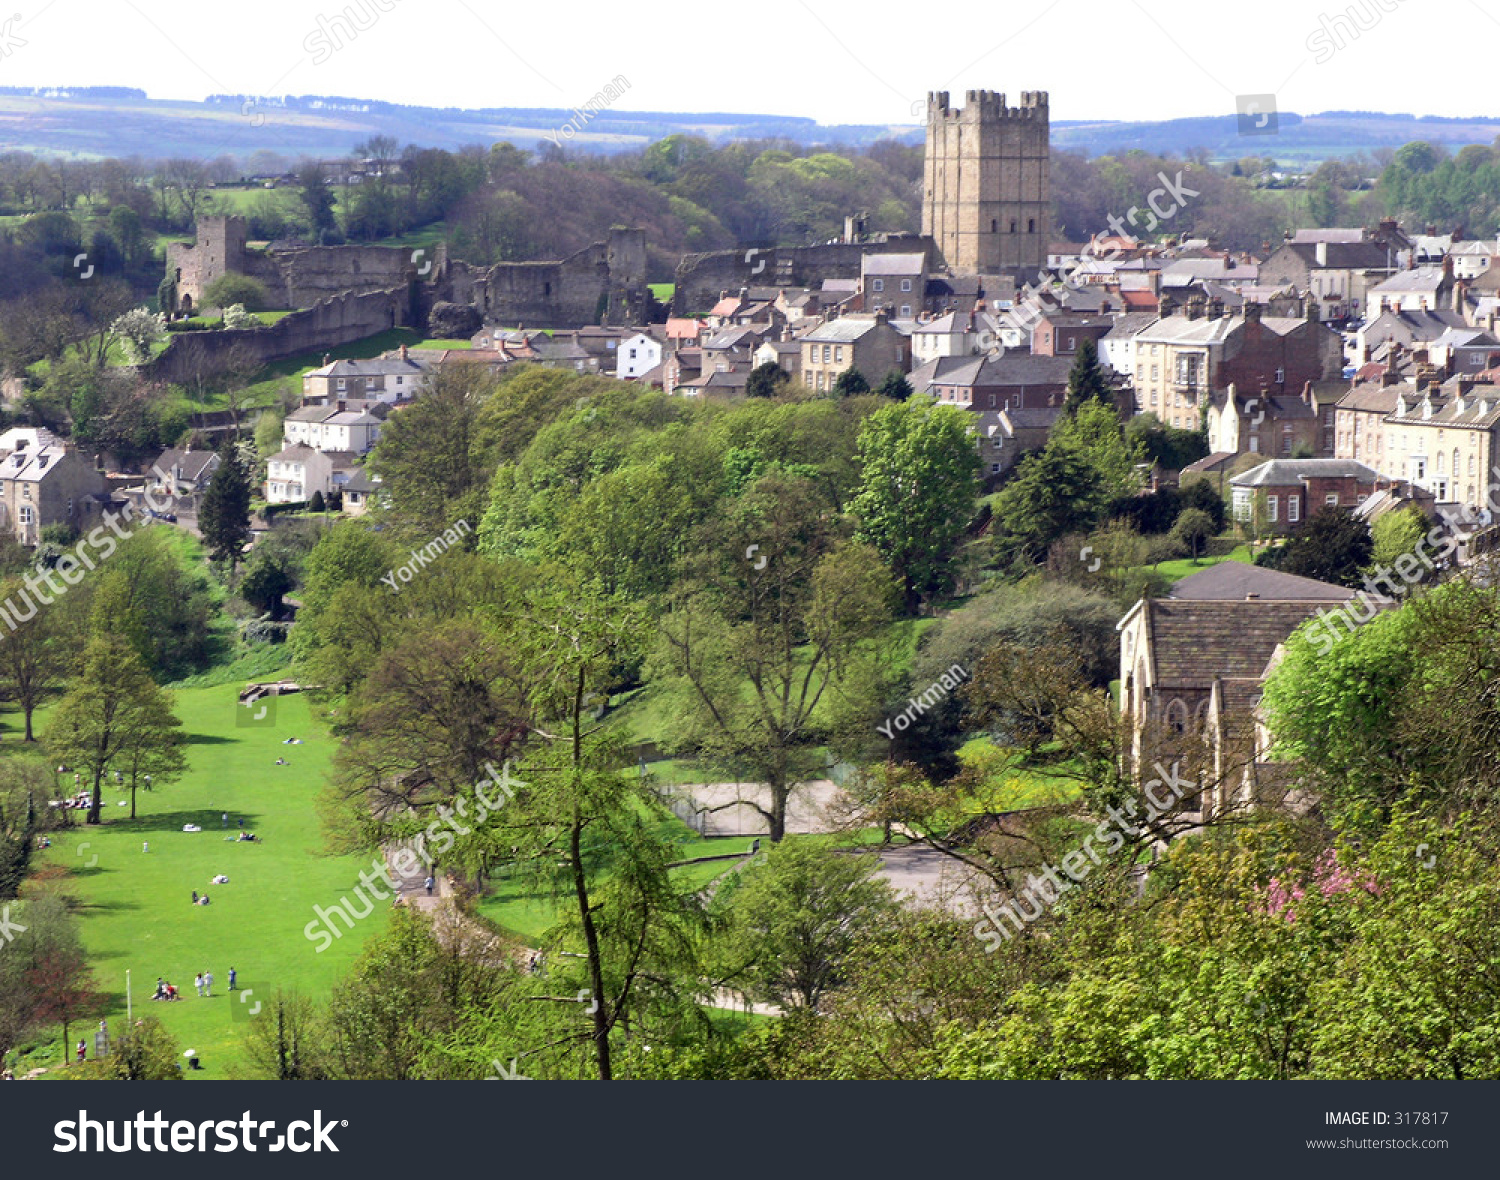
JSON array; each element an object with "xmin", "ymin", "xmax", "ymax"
[{"xmin": 2, "ymin": 7, "xmax": 1500, "ymax": 1139}]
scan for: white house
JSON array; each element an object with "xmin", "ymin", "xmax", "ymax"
[
  {"xmin": 266, "ymin": 444, "xmax": 335, "ymax": 504},
  {"xmin": 615, "ymin": 332, "xmax": 663, "ymax": 380},
  {"xmin": 282, "ymin": 404, "xmax": 384, "ymax": 454}
]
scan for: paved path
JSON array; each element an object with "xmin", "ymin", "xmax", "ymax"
[
  {"xmin": 669, "ymin": 779, "xmax": 856, "ymax": 836},
  {"xmin": 871, "ymin": 843, "xmax": 988, "ymax": 918}
]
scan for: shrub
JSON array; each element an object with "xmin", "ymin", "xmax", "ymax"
[
  {"xmin": 222, "ymin": 303, "xmax": 258, "ymax": 330},
  {"xmin": 203, "ymin": 273, "xmax": 270, "ymax": 312}
]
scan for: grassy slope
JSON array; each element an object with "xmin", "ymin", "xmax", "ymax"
[{"xmin": 22, "ymin": 686, "xmax": 388, "ymax": 1079}]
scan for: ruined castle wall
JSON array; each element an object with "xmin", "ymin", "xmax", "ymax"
[
  {"xmin": 250, "ymin": 244, "xmax": 419, "ymax": 310},
  {"xmin": 145, "ymin": 286, "xmax": 411, "ymax": 385},
  {"xmin": 673, "ymin": 237, "xmax": 934, "ymax": 316},
  {"xmin": 451, "ymin": 229, "xmax": 649, "ymax": 329}
]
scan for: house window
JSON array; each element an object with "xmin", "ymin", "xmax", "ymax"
[
  {"xmin": 1010, "ymin": 220, "xmax": 1017, "ymax": 233},
  {"xmin": 1028, "ymin": 218, "xmax": 1036, "ymax": 233},
  {"xmin": 1288, "ymin": 495, "xmax": 1300, "ymax": 523},
  {"xmin": 900, "ymin": 279, "xmax": 912, "ymax": 292},
  {"xmin": 1325, "ymin": 493, "xmax": 1339, "ymax": 506},
  {"xmin": 822, "ymin": 345, "xmax": 831, "ymax": 362},
  {"xmin": 991, "ymin": 463, "xmax": 1000, "ymax": 473},
  {"xmin": 835, "ymin": 347, "xmax": 844, "ymax": 363},
  {"xmin": 873, "ymin": 278, "xmax": 884, "ymax": 292},
  {"xmin": 336, "ymin": 378, "xmax": 346, "ymax": 390},
  {"xmin": 1067, "ymin": 336, "xmax": 1076, "ymax": 351},
  {"xmin": 19, "ymin": 506, "xmax": 32, "ymax": 525},
  {"xmin": 900, "ymin": 305, "xmax": 912, "ymax": 318},
  {"xmin": 1267, "ymin": 494, "xmax": 1279, "ymax": 522}
]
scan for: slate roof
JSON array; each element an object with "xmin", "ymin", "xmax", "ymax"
[
  {"xmin": 862, "ymin": 253, "xmax": 926, "ymax": 275},
  {"xmin": 1169, "ymin": 561, "xmax": 1356, "ymax": 602},
  {"xmin": 1141, "ymin": 599, "xmax": 1346, "ymax": 685},
  {"xmin": 1230, "ymin": 458, "xmax": 1380, "ymax": 488}
]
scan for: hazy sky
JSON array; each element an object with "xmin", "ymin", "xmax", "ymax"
[{"xmin": 0, "ymin": 0, "xmax": 1488, "ymax": 125}]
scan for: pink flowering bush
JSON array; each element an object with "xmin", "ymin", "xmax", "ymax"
[{"xmin": 1264, "ymin": 849, "xmax": 1378, "ymax": 923}]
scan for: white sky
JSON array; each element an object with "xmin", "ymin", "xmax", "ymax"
[{"xmin": 0, "ymin": 0, "xmax": 1490, "ymax": 126}]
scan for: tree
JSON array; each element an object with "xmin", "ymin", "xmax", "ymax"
[
  {"xmin": 1371, "ymin": 505, "xmax": 1434, "ymax": 586},
  {"xmin": 658, "ymin": 477, "xmax": 895, "ymax": 841},
  {"xmin": 0, "ymin": 895, "xmax": 97, "ymax": 1070},
  {"xmin": 877, "ymin": 370, "xmax": 912, "ymax": 401},
  {"xmin": 198, "ymin": 436, "xmax": 253, "ymax": 571},
  {"xmin": 851, "ymin": 398, "xmax": 981, "ymax": 612},
  {"xmin": 1063, "ymin": 337, "xmax": 1112, "ymax": 414},
  {"xmin": 75, "ymin": 1015, "xmax": 183, "ymax": 1080},
  {"xmin": 110, "ymin": 307, "xmax": 165, "ymax": 363},
  {"xmin": 202, "ymin": 273, "xmax": 269, "ymax": 312},
  {"xmin": 715, "ymin": 841, "xmax": 898, "ymax": 1011},
  {"xmin": 746, "ymin": 361, "xmax": 788, "ymax": 399},
  {"xmin": 833, "ymin": 368, "xmax": 870, "ymax": 397},
  {"xmin": 994, "ymin": 446, "xmax": 1103, "ymax": 566},
  {"xmin": 46, "ymin": 633, "xmax": 186, "ymax": 824},
  {"xmin": 239, "ymin": 553, "xmax": 293, "ymax": 616},
  {"xmin": 368, "ymin": 362, "xmax": 497, "ymax": 538},
  {"xmin": 297, "ymin": 162, "xmax": 338, "ymax": 235},
  {"xmin": 964, "ymin": 634, "xmax": 1090, "ymax": 762},
  {"xmin": 244, "ymin": 991, "xmax": 328, "ymax": 1081},
  {"xmin": 308, "ymin": 489, "xmax": 326, "ymax": 514},
  {"xmin": 1261, "ymin": 508, "xmax": 1372, "ymax": 588},
  {"xmin": 0, "ymin": 576, "xmax": 76, "ymax": 741},
  {"xmin": 1170, "ymin": 506, "xmax": 1215, "ymax": 561}
]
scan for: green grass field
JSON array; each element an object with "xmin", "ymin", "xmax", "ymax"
[
  {"xmin": 21, "ymin": 686, "xmax": 389, "ymax": 1079},
  {"xmin": 1134, "ymin": 541, "xmax": 1253, "ymax": 586}
]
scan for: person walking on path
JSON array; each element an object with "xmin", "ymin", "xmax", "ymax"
[
  {"xmin": 194, "ymin": 972, "xmax": 204, "ymax": 997},
  {"xmin": 424, "ymin": 875, "xmax": 435, "ymax": 896},
  {"xmin": 204, "ymin": 970, "xmax": 214, "ymax": 996},
  {"xmin": 228, "ymin": 967, "xmax": 237, "ymax": 991}
]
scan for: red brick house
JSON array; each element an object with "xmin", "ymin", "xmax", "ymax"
[{"xmin": 1230, "ymin": 458, "xmax": 1382, "ymax": 535}]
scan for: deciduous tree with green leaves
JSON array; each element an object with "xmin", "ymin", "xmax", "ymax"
[
  {"xmin": 46, "ymin": 633, "xmax": 186, "ymax": 823},
  {"xmin": 851, "ymin": 398, "xmax": 980, "ymax": 613}
]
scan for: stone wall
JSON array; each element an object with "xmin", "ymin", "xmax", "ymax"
[
  {"xmin": 166, "ymin": 217, "xmax": 647, "ymax": 330},
  {"xmin": 445, "ymin": 228, "xmax": 648, "ymax": 329},
  {"xmin": 673, "ymin": 236, "xmax": 934, "ymax": 316},
  {"xmin": 145, "ymin": 285, "xmax": 413, "ymax": 385}
]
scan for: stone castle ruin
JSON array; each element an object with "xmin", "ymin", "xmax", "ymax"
[{"xmin": 164, "ymin": 216, "xmax": 647, "ymax": 329}]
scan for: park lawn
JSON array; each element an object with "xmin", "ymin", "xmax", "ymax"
[
  {"xmin": 474, "ymin": 825, "xmax": 752, "ymax": 942},
  {"xmin": 21, "ymin": 685, "xmax": 389, "ymax": 1080},
  {"xmin": 648, "ymin": 283, "xmax": 675, "ymax": 302},
  {"xmin": 1138, "ymin": 542, "xmax": 1253, "ymax": 587}
]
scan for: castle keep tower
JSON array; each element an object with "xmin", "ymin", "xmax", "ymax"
[{"xmin": 922, "ymin": 90, "xmax": 1050, "ymax": 274}]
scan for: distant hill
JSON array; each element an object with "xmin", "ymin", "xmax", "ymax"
[
  {"xmin": 0, "ymin": 88, "xmax": 920, "ymax": 160},
  {"xmin": 1, "ymin": 89, "xmax": 1499, "ymax": 166},
  {"xmin": 1053, "ymin": 110, "xmax": 1500, "ymax": 165}
]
